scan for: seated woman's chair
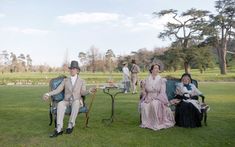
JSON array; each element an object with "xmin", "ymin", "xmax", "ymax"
[
  {"xmin": 48, "ymin": 76, "xmax": 96, "ymax": 128},
  {"xmin": 166, "ymin": 78, "xmax": 208, "ymax": 126}
]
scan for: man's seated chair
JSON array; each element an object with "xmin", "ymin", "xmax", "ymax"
[
  {"xmin": 139, "ymin": 78, "xmax": 208, "ymax": 126},
  {"xmin": 49, "ymin": 75, "xmax": 96, "ymax": 128}
]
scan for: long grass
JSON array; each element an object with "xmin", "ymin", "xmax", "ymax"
[{"xmin": 0, "ymin": 82, "xmax": 234, "ymax": 147}]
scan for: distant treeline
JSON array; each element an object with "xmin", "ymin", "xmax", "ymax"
[{"xmin": 0, "ymin": 41, "xmax": 234, "ymax": 74}]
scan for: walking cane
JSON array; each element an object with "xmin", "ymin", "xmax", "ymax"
[
  {"xmin": 48, "ymin": 80, "xmax": 53, "ymax": 126},
  {"xmin": 84, "ymin": 90, "xmax": 97, "ymax": 127}
]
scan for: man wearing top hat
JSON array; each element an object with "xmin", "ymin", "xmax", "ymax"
[
  {"xmin": 130, "ymin": 59, "xmax": 140, "ymax": 94},
  {"xmin": 43, "ymin": 60, "xmax": 95, "ymax": 137}
]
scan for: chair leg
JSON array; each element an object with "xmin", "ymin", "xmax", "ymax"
[
  {"xmin": 204, "ymin": 111, "xmax": 207, "ymax": 126},
  {"xmin": 49, "ymin": 110, "xmax": 53, "ymax": 126},
  {"xmin": 54, "ymin": 114, "xmax": 57, "ymax": 129}
]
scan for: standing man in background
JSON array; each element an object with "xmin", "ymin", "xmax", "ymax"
[{"xmin": 130, "ymin": 59, "xmax": 140, "ymax": 94}]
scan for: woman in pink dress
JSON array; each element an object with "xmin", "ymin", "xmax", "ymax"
[{"xmin": 140, "ymin": 64, "xmax": 175, "ymax": 130}]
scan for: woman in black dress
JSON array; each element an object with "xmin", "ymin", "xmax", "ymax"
[{"xmin": 174, "ymin": 73, "xmax": 204, "ymax": 128}]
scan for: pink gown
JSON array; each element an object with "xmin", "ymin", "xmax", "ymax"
[{"xmin": 140, "ymin": 75, "xmax": 175, "ymax": 130}]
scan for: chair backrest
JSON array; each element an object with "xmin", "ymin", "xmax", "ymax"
[
  {"xmin": 49, "ymin": 75, "xmax": 67, "ymax": 102},
  {"xmin": 166, "ymin": 78, "xmax": 198, "ymax": 100}
]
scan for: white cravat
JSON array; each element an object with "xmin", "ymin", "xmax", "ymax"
[{"xmin": 71, "ymin": 74, "xmax": 78, "ymax": 86}]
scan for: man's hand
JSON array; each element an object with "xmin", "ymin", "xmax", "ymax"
[{"xmin": 43, "ymin": 93, "xmax": 50, "ymax": 101}]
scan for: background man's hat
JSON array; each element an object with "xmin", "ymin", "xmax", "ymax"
[
  {"xmin": 131, "ymin": 59, "xmax": 136, "ymax": 64},
  {"xmin": 69, "ymin": 60, "xmax": 80, "ymax": 70},
  {"xmin": 122, "ymin": 61, "xmax": 128, "ymax": 65}
]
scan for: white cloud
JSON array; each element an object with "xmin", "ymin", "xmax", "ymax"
[
  {"xmin": 120, "ymin": 16, "xmax": 134, "ymax": 27},
  {"xmin": 2, "ymin": 27, "xmax": 19, "ymax": 32},
  {"xmin": 0, "ymin": 13, "xmax": 6, "ymax": 18},
  {"xmin": 57, "ymin": 12, "xmax": 120, "ymax": 25},
  {"xmin": 119, "ymin": 14, "xmax": 172, "ymax": 32},
  {"xmin": 57, "ymin": 12, "xmax": 175, "ymax": 32},
  {"xmin": 21, "ymin": 28, "xmax": 49, "ymax": 35},
  {"xmin": 1, "ymin": 27, "xmax": 49, "ymax": 35}
]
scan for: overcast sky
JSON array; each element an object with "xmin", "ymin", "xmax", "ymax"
[{"xmin": 0, "ymin": 0, "xmax": 216, "ymax": 67}]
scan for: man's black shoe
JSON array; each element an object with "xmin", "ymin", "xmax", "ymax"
[
  {"xmin": 65, "ymin": 127, "xmax": 74, "ymax": 134},
  {"xmin": 49, "ymin": 130, "xmax": 63, "ymax": 138}
]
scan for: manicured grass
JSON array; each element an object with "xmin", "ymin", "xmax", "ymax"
[
  {"xmin": 0, "ymin": 83, "xmax": 235, "ymax": 147},
  {"xmin": 0, "ymin": 68, "xmax": 235, "ymax": 85}
]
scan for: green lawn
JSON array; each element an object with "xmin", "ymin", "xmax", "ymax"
[
  {"xmin": 0, "ymin": 68, "xmax": 235, "ymax": 85},
  {"xmin": 0, "ymin": 83, "xmax": 235, "ymax": 147}
]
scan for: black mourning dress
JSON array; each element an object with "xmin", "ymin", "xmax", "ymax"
[{"xmin": 175, "ymin": 83, "xmax": 203, "ymax": 128}]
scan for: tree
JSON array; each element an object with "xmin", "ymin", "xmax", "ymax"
[
  {"xmin": 105, "ymin": 49, "xmax": 115, "ymax": 80},
  {"xmin": 227, "ymin": 39, "xmax": 235, "ymax": 52},
  {"xmin": 95, "ymin": 57, "xmax": 106, "ymax": 73},
  {"xmin": 132, "ymin": 48, "xmax": 152, "ymax": 72},
  {"xmin": 26, "ymin": 54, "xmax": 32, "ymax": 72},
  {"xmin": 189, "ymin": 46, "xmax": 215, "ymax": 73},
  {"xmin": 155, "ymin": 8, "xmax": 210, "ymax": 73},
  {"xmin": 156, "ymin": 42, "xmax": 215, "ymax": 73},
  {"xmin": 0, "ymin": 50, "xmax": 9, "ymax": 73},
  {"xmin": 207, "ymin": 0, "xmax": 235, "ymax": 74},
  {"xmin": 88, "ymin": 46, "xmax": 99, "ymax": 73},
  {"xmin": 38, "ymin": 64, "xmax": 49, "ymax": 73},
  {"xmin": 18, "ymin": 53, "xmax": 26, "ymax": 72},
  {"xmin": 62, "ymin": 49, "xmax": 69, "ymax": 73},
  {"xmin": 10, "ymin": 52, "xmax": 17, "ymax": 72},
  {"xmin": 0, "ymin": 50, "xmax": 9, "ymax": 65},
  {"xmin": 116, "ymin": 48, "xmax": 154, "ymax": 72},
  {"xmin": 78, "ymin": 52, "xmax": 88, "ymax": 72},
  {"xmin": 158, "ymin": 48, "xmax": 184, "ymax": 71}
]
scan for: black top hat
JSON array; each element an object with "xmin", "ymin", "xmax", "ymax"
[{"xmin": 69, "ymin": 60, "xmax": 80, "ymax": 70}]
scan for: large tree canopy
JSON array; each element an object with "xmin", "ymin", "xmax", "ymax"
[
  {"xmin": 207, "ymin": 0, "xmax": 235, "ymax": 74},
  {"xmin": 155, "ymin": 8, "xmax": 210, "ymax": 73}
]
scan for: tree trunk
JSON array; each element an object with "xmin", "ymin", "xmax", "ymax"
[
  {"xmin": 173, "ymin": 66, "xmax": 177, "ymax": 72},
  {"xmin": 92, "ymin": 59, "xmax": 95, "ymax": 73},
  {"xmin": 220, "ymin": 48, "xmax": 227, "ymax": 74},
  {"xmin": 184, "ymin": 62, "xmax": 190, "ymax": 74},
  {"xmin": 216, "ymin": 41, "xmax": 227, "ymax": 75},
  {"xmin": 200, "ymin": 69, "xmax": 203, "ymax": 74}
]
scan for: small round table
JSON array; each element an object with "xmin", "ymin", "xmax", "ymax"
[{"xmin": 102, "ymin": 86, "xmax": 124, "ymax": 124}]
